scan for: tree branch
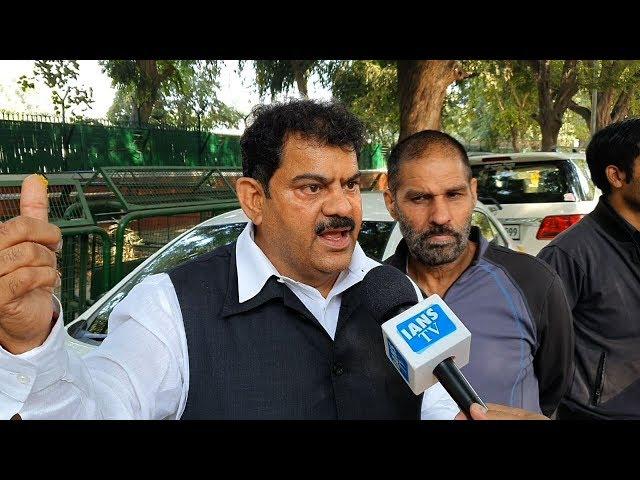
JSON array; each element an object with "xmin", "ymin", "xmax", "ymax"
[
  {"xmin": 553, "ymin": 60, "xmax": 579, "ymax": 115},
  {"xmin": 568, "ymin": 99, "xmax": 591, "ymax": 125},
  {"xmin": 611, "ymin": 87, "xmax": 634, "ymax": 123}
]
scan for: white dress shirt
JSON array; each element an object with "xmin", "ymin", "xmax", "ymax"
[{"xmin": 0, "ymin": 223, "xmax": 459, "ymax": 419}]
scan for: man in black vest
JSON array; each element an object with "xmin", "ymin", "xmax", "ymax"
[{"xmin": 0, "ymin": 99, "xmax": 534, "ymax": 419}]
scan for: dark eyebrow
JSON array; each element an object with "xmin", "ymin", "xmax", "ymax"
[
  {"xmin": 405, "ymin": 189, "xmax": 431, "ymax": 198},
  {"xmin": 291, "ymin": 174, "xmax": 330, "ymax": 185},
  {"xmin": 345, "ymin": 172, "xmax": 361, "ymax": 183},
  {"xmin": 405, "ymin": 185, "xmax": 467, "ymax": 197},
  {"xmin": 291, "ymin": 171, "xmax": 361, "ymax": 185}
]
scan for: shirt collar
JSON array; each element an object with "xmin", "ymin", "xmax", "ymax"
[
  {"xmin": 592, "ymin": 196, "xmax": 640, "ymax": 245},
  {"xmin": 235, "ymin": 222, "xmax": 379, "ymax": 303}
]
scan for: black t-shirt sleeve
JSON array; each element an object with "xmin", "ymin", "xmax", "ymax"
[{"xmin": 533, "ymin": 271, "xmax": 575, "ymax": 417}]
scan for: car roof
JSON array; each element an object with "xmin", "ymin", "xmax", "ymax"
[
  {"xmin": 469, "ymin": 151, "xmax": 585, "ymax": 165},
  {"xmin": 203, "ymin": 191, "xmax": 492, "ymax": 227}
]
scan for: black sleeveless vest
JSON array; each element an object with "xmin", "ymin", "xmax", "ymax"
[{"xmin": 169, "ymin": 242, "xmax": 421, "ymax": 419}]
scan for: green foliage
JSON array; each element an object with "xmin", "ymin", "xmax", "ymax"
[
  {"xmin": 158, "ymin": 61, "xmax": 243, "ymax": 130},
  {"xmin": 576, "ymin": 60, "xmax": 640, "ymax": 92},
  {"xmin": 330, "ymin": 60, "xmax": 400, "ymax": 149},
  {"xmin": 571, "ymin": 60, "xmax": 640, "ymax": 130},
  {"xmin": 254, "ymin": 60, "xmax": 314, "ymax": 98},
  {"xmin": 101, "ymin": 60, "xmax": 182, "ymax": 101},
  {"xmin": 243, "ymin": 59, "xmax": 399, "ymax": 147},
  {"xmin": 102, "ymin": 60, "xmax": 242, "ymax": 130},
  {"xmin": 559, "ymin": 108, "xmax": 590, "ymax": 148},
  {"xmin": 18, "ymin": 60, "xmax": 94, "ymax": 123},
  {"xmin": 105, "ymin": 88, "xmax": 132, "ymax": 124},
  {"xmin": 101, "ymin": 60, "xmax": 181, "ymax": 125},
  {"xmin": 443, "ymin": 61, "xmax": 539, "ymax": 151},
  {"xmin": 99, "ymin": 58, "xmax": 640, "ymax": 152}
]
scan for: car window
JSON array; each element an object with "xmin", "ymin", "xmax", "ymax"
[
  {"xmin": 571, "ymin": 158, "xmax": 596, "ymax": 200},
  {"xmin": 471, "ymin": 161, "xmax": 580, "ymax": 204},
  {"xmin": 358, "ymin": 221, "xmax": 395, "ymax": 261},
  {"xmin": 74, "ymin": 222, "xmax": 247, "ymax": 339}
]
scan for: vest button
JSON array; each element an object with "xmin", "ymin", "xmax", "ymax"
[{"xmin": 332, "ymin": 363, "xmax": 345, "ymax": 376}]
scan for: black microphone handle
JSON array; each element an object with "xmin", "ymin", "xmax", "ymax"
[{"xmin": 432, "ymin": 357, "xmax": 487, "ymax": 417}]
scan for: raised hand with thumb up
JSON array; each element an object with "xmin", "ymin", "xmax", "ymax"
[{"xmin": 0, "ymin": 174, "xmax": 63, "ymax": 354}]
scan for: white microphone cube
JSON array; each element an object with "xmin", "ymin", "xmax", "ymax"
[{"xmin": 381, "ymin": 294, "xmax": 471, "ymax": 395}]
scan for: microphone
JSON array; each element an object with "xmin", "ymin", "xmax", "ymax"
[{"xmin": 362, "ymin": 265, "xmax": 487, "ymax": 416}]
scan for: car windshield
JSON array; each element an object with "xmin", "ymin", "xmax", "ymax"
[
  {"xmin": 70, "ymin": 220, "xmax": 397, "ymax": 341},
  {"xmin": 472, "ymin": 160, "xmax": 583, "ymax": 204}
]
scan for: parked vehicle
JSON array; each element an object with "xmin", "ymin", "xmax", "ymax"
[{"xmin": 469, "ymin": 152, "xmax": 600, "ymax": 255}]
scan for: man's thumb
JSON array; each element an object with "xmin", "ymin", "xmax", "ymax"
[{"xmin": 20, "ymin": 174, "xmax": 49, "ymax": 222}]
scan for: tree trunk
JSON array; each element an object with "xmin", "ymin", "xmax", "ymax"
[
  {"xmin": 595, "ymin": 89, "xmax": 616, "ymax": 131},
  {"xmin": 289, "ymin": 60, "xmax": 309, "ymax": 98},
  {"xmin": 540, "ymin": 119, "xmax": 562, "ymax": 151},
  {"xmin": 610, "ymin": 87, "xmax": 634, "ymax": 124},
  {"xmin": 131, "ymin": 60, "xmax": 162, "ymax": 126},
  {"xmin": 130, "ymin": 106, "xmax": 141, "ymax": 127},
  {"xmin": 529, "ymin": 60, "xmax": 579, "ymax": 151},
  {"xmin": 397, "ymin": 60, "xmax": 470, "ymax": 140},
  {"xmin": 509, "ymin": 125, "xmax": 521, "ymax": 152},
  {"xmin": 137, "ymin": 100, "xmax": 155, "ymax": 126}
]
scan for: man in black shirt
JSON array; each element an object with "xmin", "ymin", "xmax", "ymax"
[{"xmin": 538, "ymin": 118, "xmax": 640, "ymax": 420}]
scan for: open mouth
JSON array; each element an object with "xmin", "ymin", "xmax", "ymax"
[{"xmin": 317, "ymin": 227, "xmax": 352, "ymax": 250}]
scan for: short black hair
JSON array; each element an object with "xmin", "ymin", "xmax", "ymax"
[
  {"xmin": 240, "ymin": 99, "xmax": 366, "ymax": 195},
  {"xmin": 386, "ymin": 130, "xmax": 471, "ymax": 193},
  {"xmin": 586, "ymin": 118, "xmax": 640, "ymax": 195}
]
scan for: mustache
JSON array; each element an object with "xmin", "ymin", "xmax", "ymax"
[
  {"xmin": 419, "ymin": 225, "xmax": 462, "ymax": 242},
  {"xmin": 315, "ymin": 216, "xmax": 356, "ymax": 235}
]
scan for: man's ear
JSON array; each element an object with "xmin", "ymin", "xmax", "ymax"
[
  {"xmin": 236, "ymin": 177, "xmax": 267, "ymax": 225},
  {"xmin": 605, "ymin": 165, "xmax": 626, "ymax": 190},
  {"xmin": 383, "ymin": 188, "xmax": 399, "ymax": 221}
]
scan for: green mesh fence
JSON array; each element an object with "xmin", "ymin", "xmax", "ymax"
[
  {"xmin": 0, "ymin": 116, "xmax": 244, "ymax": 173},
  {"xmin": 58, "ymin": 230, "xmax": 111, "ymax": 323},
  {"xmin": 0, "ymin": 116, "xmax": 386, "ymax": 173},
  {"xmin": 88, "ymin": 166, "xmax": 240, "ymax": 211}
]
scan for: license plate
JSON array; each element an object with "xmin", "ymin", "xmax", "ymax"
[{"xmin": 504, "ymin": 224, "xmax": 521, "ymax": 240}]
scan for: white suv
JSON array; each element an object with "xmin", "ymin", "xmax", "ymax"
[{"xmin": 470, "ymin": 152, "xmax": 600, "ymax": 255}]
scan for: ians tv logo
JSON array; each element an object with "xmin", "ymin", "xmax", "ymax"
[{"xmin": 396, "ymin": 304, "xmax": 456, "ymax": 354}]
